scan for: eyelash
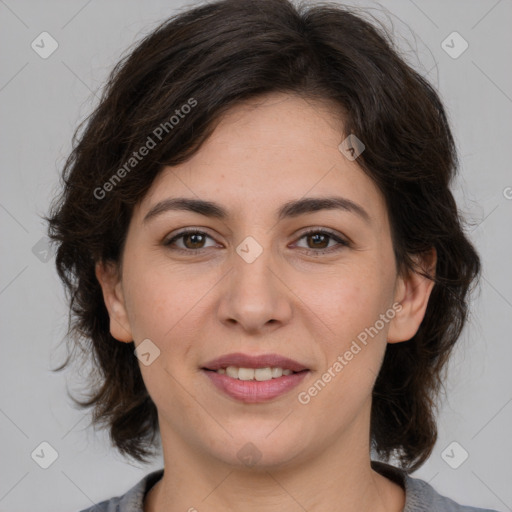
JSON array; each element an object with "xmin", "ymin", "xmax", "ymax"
[{"xmin": 163, "ymin": 228, "xmax": 350, "ymax": 255}]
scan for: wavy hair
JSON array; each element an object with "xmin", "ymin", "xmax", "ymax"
[{"xmin": 47, "ymin": 0, "xmax": 481, "ymax": 471}]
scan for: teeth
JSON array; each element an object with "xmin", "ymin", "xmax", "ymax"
[
  {"xmin": 219, "ymin": 366, "xmax": 297, "ymax": 381},
  {"xmin": 255, "ymin": 368, "xmax": 272, "ymax": 381},
  {"xmin": 226, "ymin": 366, "xmax": 239, "ymax": 378},
  {"xmin": 238, "ymin": 367, "xmax": 255, "ymax": 381},
  {"xmin": 271, "ymin": 367, "xmax": 283, "ymax": 378}
]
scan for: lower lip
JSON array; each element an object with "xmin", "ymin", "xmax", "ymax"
[{"xmin": 202, "ymin": 369, "xmax": 309, "ymax": 403}]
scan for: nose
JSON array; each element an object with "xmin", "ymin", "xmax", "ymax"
[{"xmin": 216, "ymin": 238, "xmax": 293, "ymax": 335}]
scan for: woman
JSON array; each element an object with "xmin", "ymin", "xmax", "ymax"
[{"xmin": 47, "ymin": 0, "xmax": 498, "ymax": 510}]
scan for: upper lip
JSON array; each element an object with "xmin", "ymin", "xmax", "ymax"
[{"xmin": 202, "ymin": 352, "xmax": 309, "ymax": 372}]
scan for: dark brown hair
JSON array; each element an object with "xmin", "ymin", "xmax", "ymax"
[{"xmin": 47, "ymin": 0, "xmax": 480, "ymax": 471}]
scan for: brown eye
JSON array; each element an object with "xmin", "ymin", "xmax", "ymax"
[
  {"xmin": 164, "ymin": 228, "xmax": 349, "ymax": 255},
  {"xmin": 164, "ymin": 230, "xmax": 217, "ymax": 252},
  {"xmin": 295, "ymin": 229, "xmax": 349, "ymax": 254},
  {"xmin": 182, "ymin": 232, "xmax": 207, "ymax": 249},
  {"xmin": 306, "ymin": 232, "xmax": 330, "ymax": 249}
]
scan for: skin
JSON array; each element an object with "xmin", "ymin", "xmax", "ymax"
[{"xmin": 96, "ymin": 92, "xmax": 436, "ymax": 512}]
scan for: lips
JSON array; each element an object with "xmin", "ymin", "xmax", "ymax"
[
  {"xmin": 202, "ymin": 352, "xmax": 309, "ymax": 372},
  {"xmin": 201, "ymin": 352, "xmax": 310, "ymax": 403}
]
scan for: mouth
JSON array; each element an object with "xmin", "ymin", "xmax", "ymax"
[
  {"xmin": 203, "ymin": 366, "xmax": 304, "ymax": 381},
  {"xmin": 201, "ymin": 352, "xmax": 310, "ymax": 403}
]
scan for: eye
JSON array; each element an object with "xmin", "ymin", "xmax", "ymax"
[
  {"xmin": 163, "ymin": 228, "xmax": 350, "ymax": 255},
  {"xmin": 163, "ymin": 229, "xmax": 218, "ymax": 252},
  {"xmin": 294, "ymin": 228, "xmax": 350, "ymax": 255}
]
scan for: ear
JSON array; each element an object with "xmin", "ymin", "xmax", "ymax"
[
  {"xmin": 95, "ymin": 261, "xmax": 133, "ymax": 343},
  {"xmin": 387, "ymin": 248, "xmax": 437, "ymax": 344}
]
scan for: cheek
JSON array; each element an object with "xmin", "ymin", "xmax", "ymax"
[
  {"xmin": 122, "ymin": 257, "xmax": 225, "ymax": 353},
  {"xmin": 121, "ymin": 263, "xmax": 202, "ymax": 407},
  {"xmin": 300, "ymin": 263, "xmax": 394, "ymax": 343},
  {"xmin": 121, "ymin": 260, "xmax": 185, "ymax": 341},
  {"xmin": 298, "ymin": 261, "xmax": 394, "ymax": 395}
]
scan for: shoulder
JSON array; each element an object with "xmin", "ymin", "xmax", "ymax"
[
  {"xmin": 77, "ymin": 469, "xmax": 164, "ymax": 512},
  {"xmin": 78, "ymin": 495, "xmax": 120, "ymax": 512},
  {"xmin": 371, "ymin": 461, "xmax": 499, "ymax": 512},
  {"xmin": 404, "ymin": 473, "xmax": 499, "ymax": 512}
]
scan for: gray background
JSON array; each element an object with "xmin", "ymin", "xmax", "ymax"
[{"xmin": 0, "ymin": 0, "xmax": 511, "ymax": 511}]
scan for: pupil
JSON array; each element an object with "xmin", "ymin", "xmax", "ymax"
[
  {"xmin": 183, "ymin": 233, "xmax": 329, "ymax": 250},
  {"xmin": 186, "ymin": 233, "xmax": 204, "ymax": 248},
  {"xmin": 310, "ymin": 233, "xmax": 327, "ymax": 248}
]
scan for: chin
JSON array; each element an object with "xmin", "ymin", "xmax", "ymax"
[{"xmin": 210, "ymin": 430, "xmax": 308, "ymax": 469}]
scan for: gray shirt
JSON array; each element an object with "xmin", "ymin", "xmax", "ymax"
[{"xmin": 77, "ymin": 462, "xmax": 498, "ymax": 512}]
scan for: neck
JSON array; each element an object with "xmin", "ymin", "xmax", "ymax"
[{"xmin": 145, "ymin": 430, "xmax": 404, "ymax": 512}]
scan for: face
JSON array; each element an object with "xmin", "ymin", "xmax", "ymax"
[{"xmin": 97, "ymin": 93, "xmax": 434, "ymax": 469}]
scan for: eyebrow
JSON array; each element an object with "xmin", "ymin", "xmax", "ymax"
[{"xmin": 143, "ymin": 196, "xmax": 371, "ymax": 224}]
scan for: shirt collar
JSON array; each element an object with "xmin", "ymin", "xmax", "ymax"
[{"xmin": 115, "ymin": 462, "xmax": 439, "ymax": 512}]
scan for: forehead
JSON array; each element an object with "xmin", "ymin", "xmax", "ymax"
[{"xmin": 136, "ymin": 93, "xmax": 387, "ymax": 228}]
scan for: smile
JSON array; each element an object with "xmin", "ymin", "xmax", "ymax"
[
  {"xmin": 201, "ymin": 352, "xmax": 310, "ymax": 403},
  {"xmin": 215, "ymin": 366, "xmax": 295, "ymax": 380}
]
